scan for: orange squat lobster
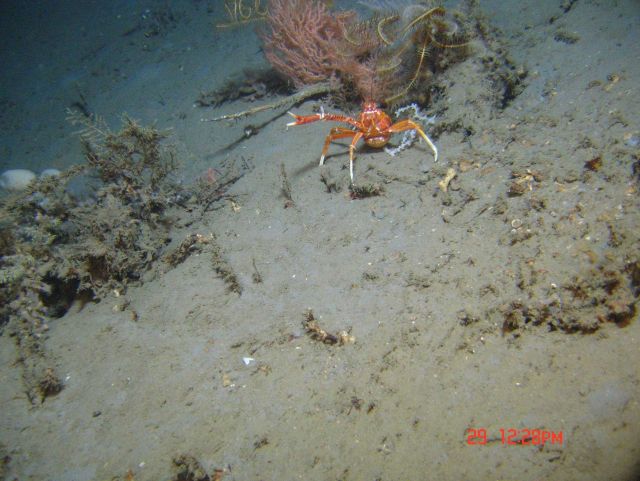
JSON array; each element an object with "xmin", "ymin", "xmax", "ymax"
[{"xmin": 287, "ymin": 101, "xmax": 438, "ymax": 183}]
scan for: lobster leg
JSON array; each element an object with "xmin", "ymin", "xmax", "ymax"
[
  {"xmin": 320, "ymin": 127, "xmax": 364, "ymax": 183},
  {"xmin": 286, "ymin": 107, "xmax": 369, "ymax": 182},
  {"xmin": 388, "ymin": 119, "xmax": 438, "ymax": 163},
  {"xmin": 320, "ymin": 127, "xmax": 358, "ymax": 166},
  {"xmin": 348, "ymin": 131, "xmax": 364, "ymax": 183}
]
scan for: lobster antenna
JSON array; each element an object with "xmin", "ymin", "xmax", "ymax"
[
  {"xmin": 368, "ymin": 56, "xmax": 378, "ymax": 104},
  {"xmin": 369, "ymin": 75, "xmax": 374, "ymax": 102}
]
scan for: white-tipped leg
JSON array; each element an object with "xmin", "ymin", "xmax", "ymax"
[
  {"xmin": 422, "ymin": 132, "xmax": 438, "ymax": 163},
  {"xmin": 349, "ymin": 158, "xmax": 354, "ymax": 183},
  {"xmin": 347, "ymin": 134, "xmax": 362, "ymax": 184},
  {"xmin": 319, "ymin": 155, "xmax": 325, "ymax": 166}
]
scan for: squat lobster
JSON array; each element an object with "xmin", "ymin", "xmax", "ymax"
[{"xmin": 286, "ymin": 101, "xmax": 438, "ymax": 183}]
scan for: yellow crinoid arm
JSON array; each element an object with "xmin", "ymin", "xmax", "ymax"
[
  {"xmin": 401, "ymin": 6, "xmax": 445, "ymax": 35},
  {"xmin": 216, "ymin": 0, "xmax": 268, "ymax": 28}
]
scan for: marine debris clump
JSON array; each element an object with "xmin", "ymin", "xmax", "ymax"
[
  {"xmin": 303, "ymin": 309, "xmax": 355, "ymax": 346},
  {"xmin": 171, "ymin": 453, "xmax": 222, "ymax": 481},
  {"xmin": 164, "ymin": 233, "xmax": 211, "ymax": 267},
  {"xmin": 0, "ymin": 104, "xmax": 249, "ymax": 397},
  {"xmin": 499, "ymin": 259, "xmax": 639, "ymax": 336},
  {"xmin": 279, "ymin": 162, "xmax": 295, "ymax": 208},
  {"xmin": 211, "ymin": 235, "xmax": 243, "ymax": 295},
  {"xmin": 0, "ymin": 113, "xmax": 180, "ymax": 402},
  {"xmin": 62, "ymin": 110, "xmax": 178, "ymax": 294},
  {"xmin": 349, "ymin": 182, "xmax": 384, "ymax": 200},
  {"xmin": 68, "ymin": 110, "xmax": 177, "ymax": 197}
]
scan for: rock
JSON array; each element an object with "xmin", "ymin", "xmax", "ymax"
[
  {"xmin": 39, "ymin": 168, "xmax": 61, "ymax": 178},
  {"xmin": 0, "ymin": 169, "xmax": 36, "ymax": 191}
]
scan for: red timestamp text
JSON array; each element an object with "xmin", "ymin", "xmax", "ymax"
[{"xmin": 466, "ymin": 428, "xmax": 564, "ymax": 446}]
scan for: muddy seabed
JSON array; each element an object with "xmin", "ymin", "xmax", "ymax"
[{"xmin": 1, "ymin": 0, "xmax": 639, "ymax": 480}]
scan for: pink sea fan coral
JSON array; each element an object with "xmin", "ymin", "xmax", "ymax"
[{"xmin": 261, "ymin": 0, "xmax": 355, "ymax": 87}]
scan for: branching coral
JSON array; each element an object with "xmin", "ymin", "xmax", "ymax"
[
  {"xmin": 261, "ymin": 0, "xmax": 355, "ymax": 87},
  {"xmin": 260, "ymin": 0, "xmax": 470, "ymax": 105}
]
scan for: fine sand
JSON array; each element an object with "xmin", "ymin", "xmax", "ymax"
[{"xmin": 1, "ymin": 1, "xmax": 639, "ymax": 480}]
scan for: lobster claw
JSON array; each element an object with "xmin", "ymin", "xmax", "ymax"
[
  {"xmin": 286, "ymin": 112, "xmax": 304, "ymax": 128},
  {"xmin": 286, "ymin": 106, "xmax": 326, "ymax": 128}
]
